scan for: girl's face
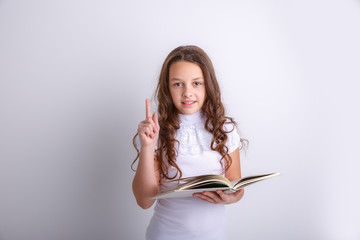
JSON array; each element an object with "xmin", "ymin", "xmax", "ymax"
[{"xmin": 168, "ymin": 61, "xmax": 206, "ymax": 115}]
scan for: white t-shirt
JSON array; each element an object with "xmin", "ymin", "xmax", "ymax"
[{"xmin": 145, "ymin": 110, "xmax": 241, "ymax": 240}]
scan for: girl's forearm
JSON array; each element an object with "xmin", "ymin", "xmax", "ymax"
[{"xmin": 132, "ymin": 146, "xmax": 159, "ymax": 209}]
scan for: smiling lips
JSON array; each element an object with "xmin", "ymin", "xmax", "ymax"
[{"xmin": 182, "ymin": 101, "xmax": 197, "ymax": 107}]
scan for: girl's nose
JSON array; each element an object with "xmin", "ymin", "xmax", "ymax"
[{"xmin": 183, "ymin": 85, "xmax": 193, "ymax": 98}]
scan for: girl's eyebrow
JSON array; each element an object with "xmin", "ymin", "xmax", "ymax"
[{"xmin": 170, "ymin": 77, "xmax": 203, "ymax": 81}]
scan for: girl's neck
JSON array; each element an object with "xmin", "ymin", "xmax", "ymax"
[{"xmin": 178, "ymin": 110, "xmax": 203, "ymax": 125}]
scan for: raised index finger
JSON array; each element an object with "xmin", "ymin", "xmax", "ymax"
[{"xmin": 145, "ymin": 99, "xmax": 152, "ymax": 119}]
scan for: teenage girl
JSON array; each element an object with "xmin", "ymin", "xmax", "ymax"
[{"xmin": 132, "ymin": 45, "xmax": 246, "ymax": 240}]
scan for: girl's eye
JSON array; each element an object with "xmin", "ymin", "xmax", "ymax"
[
  {"xmin": 193, "ymin": 82, "xmax": 202, "ymax": 86},
  {"xmin": 174, "ymin": 82, "xmax": 182, "ymax": 87}
]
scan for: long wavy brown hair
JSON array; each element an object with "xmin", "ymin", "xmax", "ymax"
[{"xmin": 132, "ymin": 45, "xmax": 247, "ymax": 180}]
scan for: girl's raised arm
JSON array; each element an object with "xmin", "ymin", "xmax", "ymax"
[{"xmin": 132, "ymin": 99, "xmax": 161, "ymax": 209}]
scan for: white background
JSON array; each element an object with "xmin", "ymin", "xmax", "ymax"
[{"xmin": 1, "ymin": 0, "xmax": 359, "ymax": 240}]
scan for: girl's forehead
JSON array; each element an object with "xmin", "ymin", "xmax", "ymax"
[{"xmin": 169, "ymin": 61, "xmax": 203, "ymax": 79}]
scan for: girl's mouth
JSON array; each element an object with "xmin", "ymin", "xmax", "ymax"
[{"xmin": 182, "ymin": 101, "xmax": 196, "ymax": 107}]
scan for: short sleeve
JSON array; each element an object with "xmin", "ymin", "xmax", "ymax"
[{"xmin": 223, "ymin": 122, "xmax": 241, "ymax": 153}]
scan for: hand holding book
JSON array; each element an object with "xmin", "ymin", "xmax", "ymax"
[
  {"xmin": 193, "ymin": 188, "xmax": 245, "ymax": 204},
  {"xmin": 153, "ymin": 173, "xmax": 280, "ymax": 199}
]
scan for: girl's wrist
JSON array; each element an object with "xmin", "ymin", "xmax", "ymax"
[{"xmin": 140, "ymin": 144, "xmax": 156, "ymax": 153}]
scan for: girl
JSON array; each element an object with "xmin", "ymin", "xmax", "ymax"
[{"xmin": 132, "ymin": 45, "xmax": 246, "ymax": 240}]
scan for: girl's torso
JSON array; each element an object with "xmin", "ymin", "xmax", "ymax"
[{"xmin": 146, "ymin": 111, "xmax": 240, "ymax": 240}]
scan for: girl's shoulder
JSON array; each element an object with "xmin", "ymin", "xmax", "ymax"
[
  {"xmin": 222, "ymin": 118, "xmax": 241, "ymax": 153},
  {"xmin": 222, "ymin": 117, "xmax": 237, "ymax": 132}
]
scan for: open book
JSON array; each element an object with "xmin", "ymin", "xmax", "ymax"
[{"xmin": 153, "ymin": 172, "xmax": 280, "ymax": 199}]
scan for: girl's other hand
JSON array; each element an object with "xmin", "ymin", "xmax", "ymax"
[
  {"xmin": 193, "ymin": 189, "xmax": 244, "ymax": 205},
  {"xmin": 138, "ymin": 99, "xmax": 160, "ymax": 148}
]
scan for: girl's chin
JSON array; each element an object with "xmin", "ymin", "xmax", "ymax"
[{"xmin": 178, "ymin": 108, "xmax": 201, "ymax": 115}]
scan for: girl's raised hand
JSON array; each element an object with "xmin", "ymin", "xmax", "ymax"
[{"xmin": 137, "ymin": 99, "xmax": 160, "ymax": 148}]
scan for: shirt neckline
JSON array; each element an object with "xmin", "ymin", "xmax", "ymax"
[{"xmin": 178, "ymin": 110, "xmax": 204, "ymax": 125}]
